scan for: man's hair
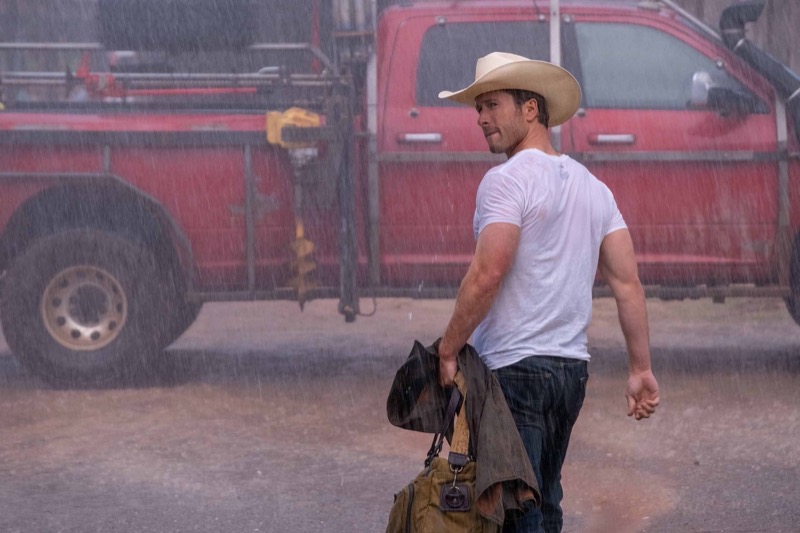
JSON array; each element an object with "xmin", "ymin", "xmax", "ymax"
[{"xmin": 503, "ymin": 89, "xmax": 549, "ymax": 128}]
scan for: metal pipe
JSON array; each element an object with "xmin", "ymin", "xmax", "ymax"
[
  {"xmin": 248, "ymin": 43, "xmax": 338, "ymax": 75},
  {"xmin": 549, "ymin": 0, "xmax": 562, "ymax": 151},
  {"xmin": 549, "ymin": 0, "xmax": 561, "ymax": 67},
  {"xmin": 0, "ymin": 42, "xmax": 103, "ymax": 51},
  {"xmin": 187, "ymin": 283, "xmax": 792, "ymax": 303},
  {"xmin": 775, "ymin": 97, "xmax": 792, "ymax": 286},
  {"xmin": 370, "ymin": 0, "xmax": 378, "ymax": 33},
  {"xmin": 244, "ymin": 144, "xmax": 256, "ymax": 293},
  {"xmin": 365, "ymin": 0, "xmax": 380, "ymax": 286},
  {"xmin": 335, "ymin": 0, "xmax": 352, "ymax": 31},
  {"xmin": 354, "ymin": 0, "xmax": 367, "ymax": 32},
  {"xmin": 366, "ymin": 37, "xmax": 380, "ymax": 286},
  {"xmin": 333, "ymin": 91, "xmax": 359, "ymax": 321},
  {"xmin": 717, "ymin": 1, "xmax": 800, "ymax": 144},
  {"xmin": 2, "ymin": 71, "xmax": 344, "ymax": 89},
  {"xmin": 0, "ymin": 42, "xmax": 338, "ymax": 76}
]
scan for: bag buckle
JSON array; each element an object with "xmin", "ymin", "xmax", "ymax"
[
  {"xmin": 439, "ymin": 452, "xmax": 471, "ymax": 512},
  {"xmin": 448, "ymin": 452, "xmax": 469, "ymax": 469},
  {"xmin": 440, "ymin": 478, "xmax": 471, "ymax": 512}
]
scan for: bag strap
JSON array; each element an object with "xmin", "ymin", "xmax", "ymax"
[
  {"xmin": 449, "ymin": 372, "xmax": 470, "ymax": 458},
  {"xmin": 425, "ymin": 385, "xmax": 462, "ymax": 467}
]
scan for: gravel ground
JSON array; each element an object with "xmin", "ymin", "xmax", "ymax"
[{"xmin": 0, "ymin": 296, "xmax": 798, "ymax": 532}]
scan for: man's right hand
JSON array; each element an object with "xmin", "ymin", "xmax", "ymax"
[{"xmin": 437, "ymin": 342, "xmax": 459, "ymax": 387}]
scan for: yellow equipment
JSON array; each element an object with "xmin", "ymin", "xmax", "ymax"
[
  {"xmin": 266, "ymin": 107, "xmax": 322, "ymax": 149},
  {"xmin": 266, "ymin": 107, "xmax": 323, "ymax": 309},
  {"xmin": 288, "ymin": 216, "xmax": 318, "ymax": 310}
]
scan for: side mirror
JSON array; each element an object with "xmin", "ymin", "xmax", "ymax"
[
  {"xmin": 690, "ymin": 70, "xmax": 764, "ymax": 115},
  {"xmin": 690, "ymin": 71, "xmax": 714, "ymax": 107}
]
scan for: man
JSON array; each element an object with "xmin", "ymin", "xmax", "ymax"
[{"xmin": 436, "ymin": 52, "xmax": 660, "ymax": 532}]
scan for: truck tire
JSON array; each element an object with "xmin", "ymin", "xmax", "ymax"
[{"xmin": 0, "ymin": 229, "xmax": 171, "ymax": 387}]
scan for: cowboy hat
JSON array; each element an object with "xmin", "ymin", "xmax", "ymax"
[
  {"xmin": 438, "ymin": 51, "xmax": 582, "ymax": 127},
  {"xmin": 386, "ymin": 340, "xmax": 449, "ymax": 433}
]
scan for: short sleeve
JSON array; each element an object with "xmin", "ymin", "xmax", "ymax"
[
  {"xmin": 603, "ymin": 189, "xmax": 627, "ymax": 237},
  {"xmin": 474, "ymin": 170, "xmax": 526, "ymax": 236}
]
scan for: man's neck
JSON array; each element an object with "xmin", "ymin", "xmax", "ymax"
[{"xmin": 507, "ymin": 127, "xmax": 558, "ymax": 158}]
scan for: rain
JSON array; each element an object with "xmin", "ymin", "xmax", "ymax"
[{"xmin": 0, "ymin": 0, "xmax": 799, "ymax": 531}]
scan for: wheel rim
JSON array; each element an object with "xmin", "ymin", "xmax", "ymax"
[{"xmin": 40, "ymin": 265, "xmax": 128, "ymax": 351}]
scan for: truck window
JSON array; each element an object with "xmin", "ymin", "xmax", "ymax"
[
  {"xmin": 574, "ymin": 22, "xmax": 767, "ymax": 112},
  {"xmin": 416, "ymin": 21, "xmax": 549, "ymax": 107}
]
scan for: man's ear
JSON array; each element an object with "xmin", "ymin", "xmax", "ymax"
[{"xmin": 524, "ymin": 98, "xmax": 539, "ymax": 123}]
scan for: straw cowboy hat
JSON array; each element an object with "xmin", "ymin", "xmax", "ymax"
[{"xmin": 438, "ymin": 51, "xmax": 582, "ymax": 127}]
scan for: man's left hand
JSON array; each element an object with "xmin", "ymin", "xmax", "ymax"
[{"xmin": 626, "ymin": 369, "xmax": 660, "ymax": 420}]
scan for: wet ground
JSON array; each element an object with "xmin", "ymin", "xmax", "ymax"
[{"xmin": 0, "ymin": 297, "xmax": 799, "ymax": 532}]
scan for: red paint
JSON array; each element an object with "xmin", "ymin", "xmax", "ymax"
[{"xmin": 0, "ymin": 0, "xmax": 797, "ymax": 294}]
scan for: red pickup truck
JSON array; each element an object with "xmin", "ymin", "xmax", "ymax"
[{"xmin": 1, "ymin": 0, "xmax": 798, "ymax": 386}]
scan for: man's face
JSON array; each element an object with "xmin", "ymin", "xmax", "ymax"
[{"xmin": 475, "ymin": 90, "xmax": 527, "ymax": 156}]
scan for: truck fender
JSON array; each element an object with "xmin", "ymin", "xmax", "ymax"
[{"xmin": 0, "ymin": 173, "xmax": 195, "ymax": 294}]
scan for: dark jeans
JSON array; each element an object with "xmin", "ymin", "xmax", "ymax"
[{"xmin": 494, "ymin": 356, "xmax": 589, "ymax": 533}]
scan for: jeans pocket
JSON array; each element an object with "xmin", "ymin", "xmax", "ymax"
[
  {"xmin": 567, "ymin": 375, "xmax": 589, "ymax": 424},
  {"xmin": 496, "ymin": 369, "xmax": 553, "ymax": 426}
]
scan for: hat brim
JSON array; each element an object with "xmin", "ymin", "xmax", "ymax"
[
  {"xmin": 438, "ymin": 60, "xmax": 582, "ymax": 127},
  {"xmin": 386, "ymin": 340, "xmax": 449, "ymax": 433}
]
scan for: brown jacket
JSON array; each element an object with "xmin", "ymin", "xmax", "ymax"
[{"xmin": 387, "ymin": 341, "xmax": 540, "ymax": 525}]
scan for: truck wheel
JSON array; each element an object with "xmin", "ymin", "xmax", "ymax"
[{"xmin": 0, "ymin": 229, "xmax": 170, "ymax": 387}]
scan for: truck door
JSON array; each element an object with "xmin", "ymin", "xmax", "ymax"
[
  {"xmin": 378, "ymin": 14, "xmax": 552, "ymax": 287},
  {"xmin": 560, "ymin": 16, "xmax": 779, "ymax": 287}
]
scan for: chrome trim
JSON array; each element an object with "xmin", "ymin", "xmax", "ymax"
[
  {"xmin": 574, "ymin": 151, "xmax": 782, "ymax": 163},
  {"xmin": 377, "ymin": 152, "xmax": 505, "ymax": 163},
  {"xmin": 377, "ymin": 151, "xmax": 784, "ymax": 164},
  {"xmin": 595, "ymin": 285, "xmax": 790, "ymax": 299},
  {"xmin": 399, "ymin": 133, "xmax": 443, "ymax": 143},
  {"xmin": 187, "ymin": 283, "xmax": 791, "ymax": 302},
  {"xmin": 591, "ymin": 134, "xmax": 636, "ymax": 145}
]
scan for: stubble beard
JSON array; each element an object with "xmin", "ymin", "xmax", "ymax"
[
  {"xmin": 486, "ymin": 133, "xmax": 521, "ymax": 156},
  {"xmin": 486, "ymin": 111, "xmax": 526, "ymax": 156},
  {"xmin": 487, "ymin": 142, "xmax": 504, "ymax": 154},
  {"xmin": 485, "ymin": 132, "xmax": 508, "ymax": 154}
]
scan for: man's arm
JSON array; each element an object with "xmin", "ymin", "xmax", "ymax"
[
  {"xmin": 438, "ymin": 223, "xmax": 520, "ymax": 385},
  {"xmin": 598, "ymin": 229, "xmax": 660, "ymax": 420}
]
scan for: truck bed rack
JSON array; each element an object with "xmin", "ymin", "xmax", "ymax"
[{"xmin": 0, "ymin": 42, "xmax": 348, "ymax": 108}]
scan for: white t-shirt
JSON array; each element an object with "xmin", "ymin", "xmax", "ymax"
[{"xmin": 472, "ymin": 148, "xmax": 627, "ymax": 369}]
